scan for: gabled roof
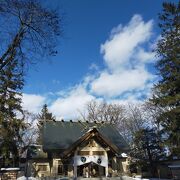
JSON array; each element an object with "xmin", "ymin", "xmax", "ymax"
[
  {"xmin": 62, "ymin": 128, "xmax": 121, "ymax": 157},
  {"xmin": 42, "ymin": 121, "xmax": 129, "ymax": 153}
]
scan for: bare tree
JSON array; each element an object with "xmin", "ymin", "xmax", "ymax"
[
  {"xmin": 79, "ymin": 100, "xmax": 130, "ymax": 142},
  {"xmin": 126, "ymin": 104, "xmax": 147, "ymax": 133},
  {"xmin": 143, "ymin": 101, "xmax": 165, "ymax": 132},
  {"xmin": 142, "ymin": 101, "xmax": 165, "ymax": 148},
  {"xmin": 79, "ymin": 100, "xmax": 126, "ymax": 125},
  {"xmin": 0, "ymin": 0, "xmax": 62, "ymax": 71},
  {"xmin": 79, "ymin": 101, "xmax": 152, "ymax": 144},
  {"xmin": 19, "ymin": 111, "xmax": 38, "ymax": 157}
]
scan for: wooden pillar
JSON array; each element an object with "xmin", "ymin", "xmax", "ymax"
[
  {"xmin": 113, "ymin": 156, "xmax": 117, "ymax": 171},
  {"xmin": 105, "ymin": 150, "xmax": 108, "ymax": 177},
  {"xmin": 105, "ymin": 165, "xmax": 108, "ymax": 177},
  {"xmin": 74, "ymin": 164, "xmax": 77, "ymax": 178}
]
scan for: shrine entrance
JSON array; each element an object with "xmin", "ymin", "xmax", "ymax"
[
  {"xmin": 74, "ymin": 154, "xmax": 108, "ymax": 177},
  {"xmin": 77, "ymin": 162, "xmax": 105, "ymax": 177}
]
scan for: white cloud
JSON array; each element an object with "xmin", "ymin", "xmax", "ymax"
[
  {"xmin": 135, "ymin": 48, "xmax": 155, "ymax": 63},
  {"xmin": 101, "ymin": 15, "xmax": 153, "ymax": 72},
  {"xmin": 22, "ymin": 93, "xmax": 46, "ymax": 114},
  {"xmin": 49, "ymin": 85, "xmax": 95, "ymax": 119},
  {"xmin": 91, "ymin": 14, "xmax": 156, "ymax": 98},
  {"xmin": 109, "ymin": 96, "xmax": 143, "ymax": 106},
  {"xmin": 91, "ymin": 67, "xmax": 154, "ymax": 97}
]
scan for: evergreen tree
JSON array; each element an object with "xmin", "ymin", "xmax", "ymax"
[
  {"xmin": 36, "ymin": 104, "xmax": 55, "ymax": 144},
  {"xmin": 131, "ymin": 128, "xmax": 164, "ymax": 176},
  {"xmin": 151, "ymin": 2, "xmax": 180, "ymax": 156},
  {"xmin": 0, "ymin": 50, "xmax": 27, "ymax": 167}
]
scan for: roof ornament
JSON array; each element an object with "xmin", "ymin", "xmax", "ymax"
[
  {"xmin": 79, "ymin": 119, "xmax": 106, "ymax": 132},
  {"xmin": 80, "ymin": 121, "xmax": 90, "ymax": 132}
]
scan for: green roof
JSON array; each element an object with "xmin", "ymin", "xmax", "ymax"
[{"xmin": 42, "ymin": 121, "xmax": 129, "ymax": 152}]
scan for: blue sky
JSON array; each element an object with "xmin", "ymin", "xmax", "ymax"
[{"xmin": 22, "ymin": 0, "xmax": 177, "ymax": 119}]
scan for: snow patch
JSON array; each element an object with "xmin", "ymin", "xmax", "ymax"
[{"xmin": 17, "ymin": 176, "xmax": 37, "ymax": 180}]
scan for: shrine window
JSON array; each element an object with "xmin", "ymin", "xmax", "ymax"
[
  {"xmin": 38, "ymin": 165, "xmax": 47, "ymax": 171},
  {"xmin": 92, "ymin": 151, "xmax": 105, "ymax": 155},
  {"xmin": 77, "ymin": 151, "xmax": 90, "ymax": 155}
]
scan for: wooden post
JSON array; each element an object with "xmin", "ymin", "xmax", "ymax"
[
  {"xmin": 74, "ymin": 164, "xmax": 77, "ymax": 179},
  {"xmin": 105, "ymin": 165, "xmax": 108, "ymax": 177}
]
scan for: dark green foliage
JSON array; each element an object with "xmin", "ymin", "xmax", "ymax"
[
  {"xmin": 131, "ymin": 128, "xmax": 164, "ymax": 176},
  {"xmin": 132, "ymin": 128, "xmax": 164, "ymax": 161},
  {"xmin": 0, "ymin": 51, "xmax": 27, "ymax": 167},
  {"xmin": 36, "ymin": 104, "xmax": 55, "ymax": 145},
  {"xmin": 151, "ymin": 2, "xmax": 180, "ymax": 156}
]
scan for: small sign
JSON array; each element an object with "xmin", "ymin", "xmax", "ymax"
[
  {"xmin": 97, "ymin": 158, "xmax": 102, "ymax": 164},
  {"xmin": 81, "ymin": 156, "xmax": 86, "ymax": 163}
]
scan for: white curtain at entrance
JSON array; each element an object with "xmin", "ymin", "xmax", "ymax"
[{"xmin": 74, "ymin": 155, "xmax": 108, "ymax": 167}]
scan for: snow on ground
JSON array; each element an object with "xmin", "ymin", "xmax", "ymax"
[
  {"xmin": 17, "ymin": 176, "xmax": 172, "ymax": 180},
  {"xmin": 122, "ymin": 176, "xmax": 171, "ymax": 180},
  {"xmin": 17, "ymin": 176, "xmax": 37, "ymax": 180}
]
